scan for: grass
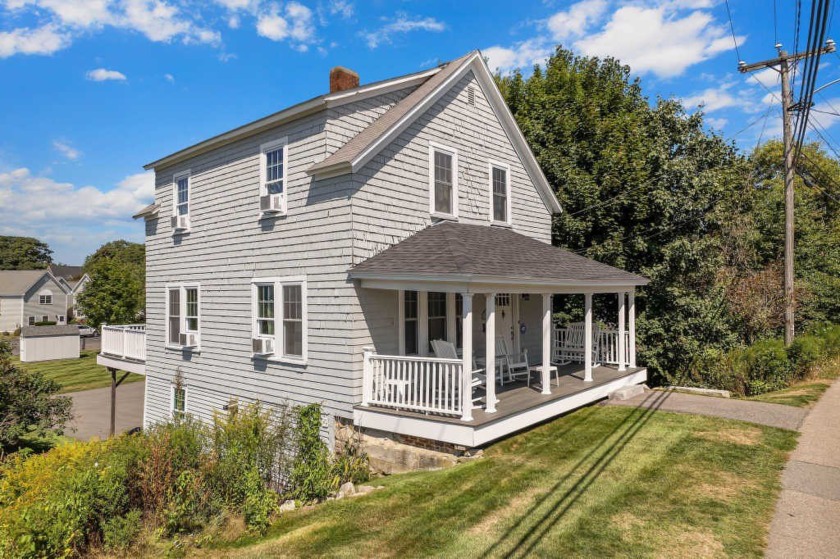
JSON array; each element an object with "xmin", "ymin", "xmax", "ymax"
[
  {"xmin": 13, "ymin": 350, "xmax": 143, "ymax": 393},
  {"xmin": 200, "ymin": 402, "xmax": 798, "ymax": 559},
  {"xmin": 748, "ymin": 358, "xmax": 840, "ymax": 408}
]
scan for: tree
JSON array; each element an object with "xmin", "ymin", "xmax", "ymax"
[
  {"xmin": 76, "ymin": 241, "xmax": 145, "ymax": 328},
  {"xmin": 0, "ymin": 236, "xmax": 52, "ymax": 270},
  {"xmin": 496, "ymin": 47, "xmax": 746, "ymax": 382},
  {"xmin": 0, "ymin": 341, "xmax": 72, "ymax": 453}
]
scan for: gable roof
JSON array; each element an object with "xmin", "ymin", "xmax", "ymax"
[
  {"xmin": 350, "ymin": 222, "xmax": 648, "ymax": 287},
  {"xmin": 49, "ymin": 264, "xmax": 84, "ymax": 281},
  {"xmin": 143, "ymin": 65, "xmax": 442, "ymax": 171},
  {"xmin": 0, "ymin": 270, "xmax": 57, "ymax": 296},
  {"xmin": 133, "ymin": 203, "xmax": 159, "ymax": 219},
  {"xmin": 21, "ymin": 325, "xmax": 80, "ymax": 338},
  {"xmin": 308, "ymin": 51, "xmax": 563, "ymax": 215}
]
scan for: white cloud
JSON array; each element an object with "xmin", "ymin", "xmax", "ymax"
[
  {"xmin": 256, "ymin": 2, "xmax": 315, "ymax": 46},
  {"xmin": 120, "ymin": 0, "xmax": 220, "ymax": 45},
  {"xmin": 484, "ymin": 39, "xmax": 553, "ymax": 74},
  {"xmin": 547, "ymin": 0, "xmax": 607, "ymax": 41},
  {"xmin": 362, "ymin": 13, "xmax": 445, "ymax": 49},
  {"xmin": 328, "ymin": 0, "xmax": 353, "ymax": 19},
  {"xmin": 0, "ymin": 24, "xmax": 71, "ymax": 58},
  {"xmin": 53, "ymin": 140, "xmax": 81, "ymax": 160},
  {"xmin": 86, "ymin": 67, "xmax": 127, "ymax": 81},
  {"xmin": 164, "ymin": 72, "xmax": 175, "ymax": 83},
  {"xmin": 575, "ymin": 6, "xmax": 743, "ymax": 78},
  {"xmin": 705, "ymin": 117, "xmax": 728, "ymax": 129},
  {"xmin": 0, "ymin": 168, "xmax": 153, "ymax": 261},
  {"xmin": 682, "ymin": 84, "xmax": 737, "ymax": 112},
  {"xmin": 750, "ymin": 67, "xmax": 780, "ymax": 89}
]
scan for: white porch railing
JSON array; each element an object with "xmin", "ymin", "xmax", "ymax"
[
  {"xmin": 362, "ymin": 352, "xmax": 464, "ymax": 417},
  {"xmin": 554, "ymin": 325, "xmax": 630, "ymax": 366},
  {"xmin": 101, "ymin": 324, "xmax": 146, "ymax": 362}
]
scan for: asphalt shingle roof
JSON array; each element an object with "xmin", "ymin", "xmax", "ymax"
[
  {"xmin": 21, "ymin": 325, "xmax": 81, "ymax": 338},
  {"xmin": 0, "ymin": 270, "xmax": 52, "ymax": 296},
  {"xmin": 350, "ymin": 222, "xmax": 648, "ymax": 285}
]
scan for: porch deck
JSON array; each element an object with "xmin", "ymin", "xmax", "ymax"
[{"xmin": 354, "ymin": 364, "xmax": 647, "ymax": 447}]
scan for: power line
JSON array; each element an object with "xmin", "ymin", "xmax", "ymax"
[{"xmin": 724, "ymin": 0, "xmax": 742, "ymax": 61}]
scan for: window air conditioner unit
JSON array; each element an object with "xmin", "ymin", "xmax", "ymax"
[
  {"xmin": 179, "ymin": 332, "xmax": 199, "ymax": 348},
  {"xmin": 172, "ymin": 215, "xmax": 190, "ymax": 230},
  {"xmin": 260, "ymin": 194, "xmax": 284, "ymax": 213},
  {"xmin": 252, "ymin": 337, "xmax": 275, "ymax": 355}
]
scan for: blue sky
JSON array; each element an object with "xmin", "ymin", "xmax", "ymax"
[{"xmin": 1, "ymin": 0, "xmax": 838, "ymax": 264}]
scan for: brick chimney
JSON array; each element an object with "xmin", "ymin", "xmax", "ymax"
[{"xmin": 330, "ymin": 66, "xmax": 360, "ymax": 93}]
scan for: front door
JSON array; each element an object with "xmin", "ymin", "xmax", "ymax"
[{"xmin": 494, "ymin": 293, "xmax": 514, "ymax": 352}]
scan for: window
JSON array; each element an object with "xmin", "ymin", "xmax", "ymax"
[
  {"xmin": 251, "ymin": 277, "xmax": 307, "ymax": 362},
  {"xmin": 172, "ymin": 386, "xmax": 186, "ymax": 418},
  {"xmin": 489, "ymin": 162, "xmax": 511, "ymax": 224},
  {"xmin": 429, "ymin": 143, "xmax": 458, "ymax": 218},
  {"xmin": 166, "ymin": 284, "xmax": 200, "ymax": 348},
  {"xmin": 28, "ymin": 316, "xmax": 35, "ymax": 326},
  {"xmin": 58, "ymin": 315, "xmax": 65, "ymax": 324},
  {"xmin": 185, "ymin": 288, "xmax": 199, "ymax": 332},
  {"xmin": 404, "ymin": 290, "xmax": 419, "ymax": 355},
  {"xmin": 427, "ymin": 292, "xmax": 447, "ymax": 352},
  {"xmin": 260, "ymin": 138, "xmax": 288, "ymax": 214},
  {"xmin": 174, "ymin": 172, "xmax": 190, "ymax": 217},
  {"xmin": 39, "ymin": 293, "xmax": 53, "ymax": 305},
  {"xmin": 256, "ymin": 284, "xmax": 275, "ymax": 336},
  {"xmin": 455, "ymin": 294, "xmax": 463, "ymax": 350}
]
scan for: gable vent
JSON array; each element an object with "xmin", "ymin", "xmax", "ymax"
[{"xmin": 467, "ymin": 86, "xmax": 475, "ymax": 106}]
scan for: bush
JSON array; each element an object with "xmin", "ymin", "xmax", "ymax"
[
  {"xmin": 333, "ymin": 437, "xmax": 370, "ymax": 486},
  {"xmin": 102, "ymin": 509, "xmax": 143, "ymax": 552},
  {"xmin": 737, "ymin": 338, "xmax": 791, "ymax": 395},
  {"xmin": 33, "ymin": 321, "xmax": 56, "ymax": 326},
  {"xmin": 241, "ymin": 468, "xmax": 278, "ymax": 533},
  {"xmin": 289, "ymin": 404, "xmax": 338, "ymax": 503},
  {"xmin": 787, "ymin": 334, "xmax": 825, "ymax": 379}
]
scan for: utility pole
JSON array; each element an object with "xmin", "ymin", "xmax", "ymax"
[{"xmin": 739, "ymin": 40, "xmax": 836, "ymax": 345}]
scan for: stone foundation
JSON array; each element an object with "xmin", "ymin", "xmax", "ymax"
[{"xmin": 335, "ymin": 417, "xmax": 480, "ymax": 474}]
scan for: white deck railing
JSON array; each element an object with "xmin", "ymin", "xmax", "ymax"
[
  {"xmin": 554, "ymin": 325, "xmax": 630, "ymax": 366},
  {"xmin": 101, "ymin": 324, "xmax": 146, "ymax": 362},
  {"xmin": 362, "ymin": 352, "xmax": 464, "ymax": 417}
]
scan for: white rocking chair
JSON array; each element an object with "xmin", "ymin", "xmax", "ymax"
[
  {"xmin": 496, "ymin": 337, "xmax": 531, "ymax": 386},
  {"xmin": 553, "ymin": 322, "xmax": 600, "ymax": 366},
  {"xmin": 431, "ymin": 339, "xmax": 486, "ymax": 408}
]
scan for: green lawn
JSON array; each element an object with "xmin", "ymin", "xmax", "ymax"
[
  {"xmin": 14, "ymin": 351, "xmax": 143, "ymax": 393},
  {"xmin": 204, "ymin": 403, "xmax": 797, "ymax": 559}
]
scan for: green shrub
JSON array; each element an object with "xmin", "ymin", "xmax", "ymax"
[
  {"xmin": 738, "ymin": 338, "xmax": 792, "ymax": 395},
  {"xmin": 102, "ymin": 509, "xmax": 143, "ymax": 552},
  {"xmin": 289, "ymin": 404, "xmax": 338, "ymax": 503},
  {"xmin": 241, "ymin": 468, "xmax": 278, "ymax": 533},
  {"xmin": 164, "ymin": 469, "xmax": 211, "ymax": 536},
  {"xmin": 787, "ymin": 334, "xmax": 825, "ymax": 379},
  {"xmin": 333, "ymin": 437, "xmax": 370, "ymax": 486}
]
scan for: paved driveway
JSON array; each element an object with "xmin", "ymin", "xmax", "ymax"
[{"xmin": 67, "ymin": 380, "xmax": 145, "ymax": 440}]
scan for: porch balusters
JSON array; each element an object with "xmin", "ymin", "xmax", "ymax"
[
  {"xmin": 461, "ymin": 293, "xmax": 474, "ymax": 422},
  {"xmin": 584, "ymin": 293, "xmax": 593, "ymax": 382},
  {"xmin": 629, "ymin": 290, "xmax": 637, "ymax": 368},
  {"xmin": 541, "ymin": 293, "xmax": 552, "ymax": 394},
  {"xmin": 485, "ymin": 293, "xmax": 497, "ymax": 413},
  {"xmin": 618, "ymin": 292, "xmax": 627, "ymax": 372}
]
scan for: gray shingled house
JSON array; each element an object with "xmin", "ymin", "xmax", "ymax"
[
  {"xmin": 0, "ymin": 270, "xmax": 70, "ymax": 333},
  {"xmin": 106, "ymin": 51, "xmax": 648, "ymax": 459}
]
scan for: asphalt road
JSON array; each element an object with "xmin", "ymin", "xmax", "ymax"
[{"xmin": 68, "ymin": 380, "xmax": 145, "ymax": 440}]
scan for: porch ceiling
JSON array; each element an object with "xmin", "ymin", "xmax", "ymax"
[{"xmin": 350, "ymin": 222, "xmax": 647, "ymax": 292}]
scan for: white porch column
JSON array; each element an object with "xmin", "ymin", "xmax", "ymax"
[
  {"xmin": 541, "ymin": 293, "xmax": 552, "ymax": 394},
  {"xmin": 446, "ymin": 292, "xmax": 457, "ymax": 345},
  {"xmin": 584, "ymin": 293, "xmax": 593, "ymax": 382},
  {"xmin": 461, "ymin": 293, "xmax": 474, "ymax": 422},
  {"xmin": 629, "ymin": 290, "xmax": 637, "ymax": 368},
  {"xmin": 512, "ymin": 294, "xmax": 522, "ymax": 354},
  {"xmin": 617, "ymin": 292, "xmax": 627, "ymax": 372},
  {"xmin": 485, "ymin": 293, "xmax": 497, "ymax": 413}
]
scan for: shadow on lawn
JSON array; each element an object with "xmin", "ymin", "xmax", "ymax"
[{"xmin": 487, "ymin": 388, "xmax": 675, "ymax": 558}]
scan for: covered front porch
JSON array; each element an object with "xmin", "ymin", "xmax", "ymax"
[{"xmin": 349, "ymin": 222, "xmax": 649, "ymax": 446}]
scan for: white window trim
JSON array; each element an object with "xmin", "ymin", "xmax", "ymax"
[
  {"xmin": 259, "ymin": 138, "xmax": 289, "ymax": 216},
  {"xmin": 171, "ymin": 384, "xmax": 188, "ymax": 418},
  {"xmin": 164, "ymin": 283, "xmax": 201, "ymax": 352},
  {"xmin": 428, "ymin": 141, "xmax": 459, "ymax": 220},
  {"xmin": 400, "ymin": 289, "xmax": 458, "ymax": 357},
  {"xmin": 172, "ymin": 170, "xmax": 192, "ymax": 233},
  {"xmin": 488, "ymin": 160, "xmax": 512, "ymax": 226},
  {"xmin": 39, "ymin": 293, "xmax": 53, "ymax": 305},
  {"xmin": 250, "ymin": 276, "xmax": 308, "ymax": 365}
]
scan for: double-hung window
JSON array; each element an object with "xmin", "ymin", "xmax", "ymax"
[
  {"xmin": 172, "ymin": 171, "xmax": 191, "ymax": 232},
  {"xmin": 429, "ymin": 143, "xmax": 458, "ymax": 219},
  {"xmin": 166, "ymin": 284, "xmax": 200, "ymax": 349},
  {"xmin": 260, "ymin": 138, "xmax": 288, "ymax": 214},
  {"xmin": 251, "ymin": 277, "xmax": 307, "ymax": 362},
  {"xmin": 427, "ymin": 292, "xmax": 447, "ymax": 353},
  {"xmin": 39, "ymin": 293, "xmax": 52, "ymax": 305},
  {"xmin": 489, "ymin": 162, "xmax": 511, "ymax": 225},
  {"xmin": 403, "ymin": 290, "xmax": 419, "ymax": 355},
  {"xmin": 172, "ymin": 385, "xmax": 187, "ymax": 418}
]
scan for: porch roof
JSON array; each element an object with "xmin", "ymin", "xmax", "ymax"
[{"xmin": 350, "ymin": 222, "xmax": 648, "ymax": 288}]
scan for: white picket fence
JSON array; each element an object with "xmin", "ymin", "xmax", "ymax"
[
  {"xmin": 362, "ymin": 353, "xmax": 464, "ymax": 416},
  {"xmin": 101, "ymin": 324, "xmax": 146, "ymax": 361}
]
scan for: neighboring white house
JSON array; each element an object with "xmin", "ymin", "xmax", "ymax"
[
  {"xmin": 49, "ymin": 264, "xmax": 91, "ymax": 320},
  {"xmin": 0, "ymin": 270, "xmax": 70, "ymax": 333},
  {"xmin": 107, "ymin": 51, "xmax": 648, "ymax": 458}
]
